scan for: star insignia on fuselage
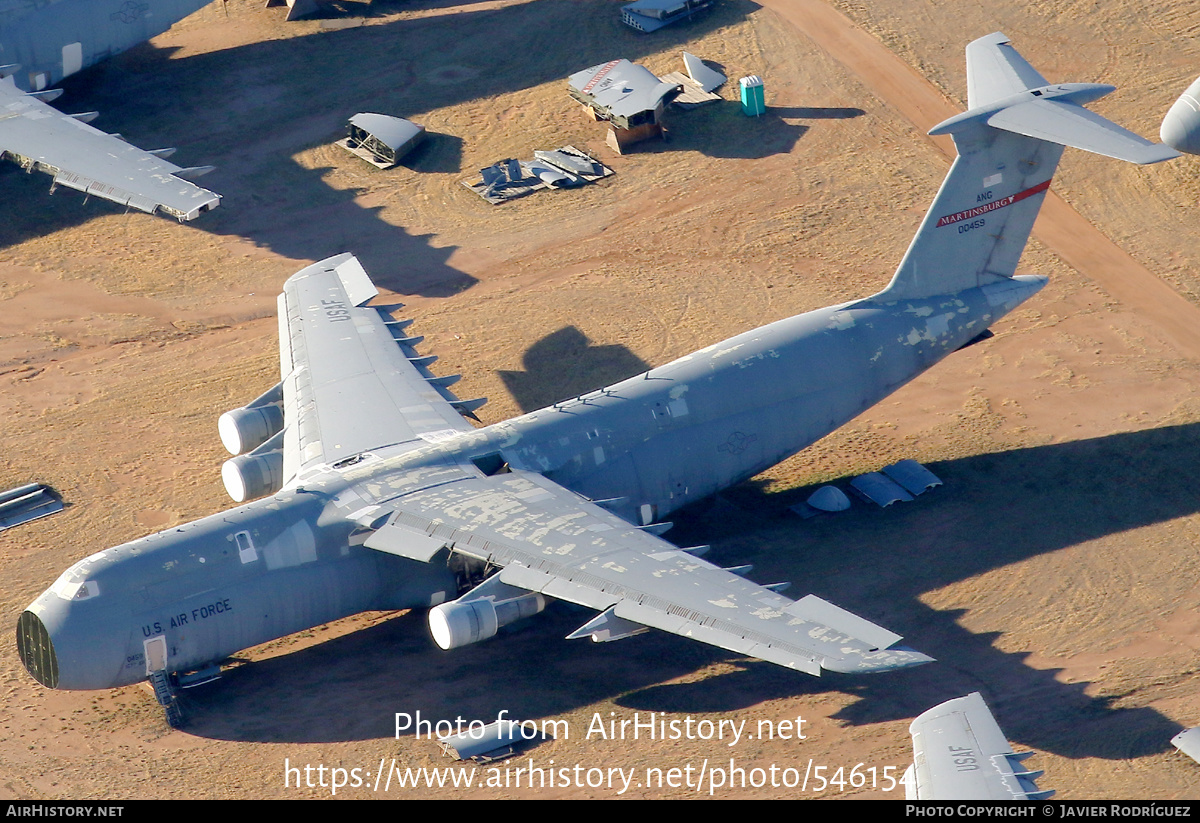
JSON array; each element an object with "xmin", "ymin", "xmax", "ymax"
[
  {"xmin": 110, "ymin": 1, "xmax": 150, "ymax": 24},
  {"xmin": 717, "ymin": 431, "xmax": 757, "ymax": 455}
]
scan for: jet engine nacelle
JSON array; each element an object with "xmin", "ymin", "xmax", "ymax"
[
  {"xmin": 428, "ymin": 592, "xmax": 546, "ymax": 650},
  {"xmin": 221, "ymin": 446, "xmax": 284, "ymax": 503},
  {"xmin": 1162, "ymin": 75, "xmax": 1200, "ymax": 155},
  {"xmin": 218, "ymin": 383, "xmax": 284, "ymax": 455}
]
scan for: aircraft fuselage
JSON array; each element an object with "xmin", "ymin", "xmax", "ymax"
[
  {"xmin": 0, "ymin": 0, "xmax": 214, "ymax": 91},
  {"xmin": 18, "ymin": 274, "xmax": 1043, "ymax": 691}
]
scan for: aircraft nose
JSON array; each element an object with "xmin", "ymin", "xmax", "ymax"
[
  {"xmin": 15, "ymin": 586, "xmax": 132, "ymax": 690},
  {"xmin": 16, "ymin": 609, "xmax": 59, "ymax": 688}
]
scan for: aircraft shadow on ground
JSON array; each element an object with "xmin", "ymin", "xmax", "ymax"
[
  {"xmin": 498, "ymin": 326, "xmax": 653, "ymax": 413},
  {"xmin": 1, "ymin": 0, "xmax": 757, "ymax": 297},
  {"xmin": 183, "ymin": 421, "xmax": 1200, "ymax": 758}
]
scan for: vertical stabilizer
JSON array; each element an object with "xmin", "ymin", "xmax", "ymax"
[{"xmin": 875, "ymin": 33, "xmax": 1177, "ymax": 303}]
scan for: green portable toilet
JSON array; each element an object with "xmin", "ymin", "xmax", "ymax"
[{"xmin": 740, "ymin": 75, "xmax": 765, "ymax": 116}]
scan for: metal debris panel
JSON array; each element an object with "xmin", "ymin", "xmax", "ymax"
[
  {"xmin": 790, "ymin": 484, "xmax": 851, "ymax": 518},
  {"xmin": 567, "ymin": 59, "xmax": 682, "ymax": 124},
  {"xmin": 850, "ymin": 472, "xmax": 914, "ymax": 507},
  {"xmin": 336, "ymin": 113, "xmax": 425, "ymax": 169},
  {"xmin": 882, "ymin": 459, "xmax": 943, "ymax": 496},
  {"xmin": 683, "ymin": 52, "xmax": 726, "ymax": 92},
  {"xmin": 0, "ymin": 483, "xmax": 63, "ymax": 532},
  {"xmin": 462, "ymin": 146, "xmax": 612, "ymax": 205},
  {"xmin": 659, "ymin": 71, "xmax": 722, "ymax": 108},
  {"xmin": 1172, "ymin": 728, "xmax": 1200, "ymax": 765},
  {"xmin": 621, "ymin": 0, "xmax": 714, "ymax": 32},
  {"xmin": 438, "ymin": 720, "xmax": 553, "ymax": 762}
]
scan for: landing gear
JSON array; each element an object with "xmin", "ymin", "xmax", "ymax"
[{"xmin": 149, "ymin": 669, "xmax": 185, "ymax": 729}]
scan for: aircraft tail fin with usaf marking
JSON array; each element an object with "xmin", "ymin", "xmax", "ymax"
[{"xmin": 874, "ymin": 32, "xmax": 1178, "ymax": 304}]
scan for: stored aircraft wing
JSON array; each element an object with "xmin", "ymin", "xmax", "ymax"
[
  {"xmin": 0, "ymin": 0, "xmax": 221, "ymax": 219},
  {"xmin": 0, "ymin": 76, "xmax": 219, "ymax": 220}
]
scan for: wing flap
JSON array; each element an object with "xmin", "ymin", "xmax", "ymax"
[
  {"xmin": 0, "ymin": 77, "xmax": 220, "ymax": 220},
  {"xmin": 497, "ymin": 564, "xmax": 619, "ymax": 611},
  {"xmin": 785, "ymin": 594, "xmax": 902, "ymax": 651},
  {"xmin": 362, "ymin": 519, "xmax": 447, "ymax": 562}
]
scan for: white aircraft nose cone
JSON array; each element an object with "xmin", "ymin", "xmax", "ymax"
[{"xmin": 1161, "ymin": 76, "xmax": 1200, "ymax": 155}]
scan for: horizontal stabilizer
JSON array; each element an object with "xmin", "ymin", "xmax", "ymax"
[{"xmin": 986, "ymin": 98, "xmax": 1180, "ymax": 164}]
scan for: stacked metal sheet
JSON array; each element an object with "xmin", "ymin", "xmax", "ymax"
[{"xmin": 462, "ymin": 146, "xmax": 613, "ymax": 204}]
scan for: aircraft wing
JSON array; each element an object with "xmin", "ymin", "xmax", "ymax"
[
  {"xmin": 904, "ymin": 692, "xmax": 1053, "ymax": 800},
  {"xmin": 0, "ymin": 77, "xmax": 220, "ymax": 220},
  {"xmin": 361, "ymin": 467, "xmax": 932, "ymax": 675},
  {"xmin": 278, "ymin": 254, "xmax": 480, "ymax": 482}
]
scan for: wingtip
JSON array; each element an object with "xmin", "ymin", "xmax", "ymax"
[{"xmin": 823, "ymin": 646, "xmax": 935, "ymax": 674}]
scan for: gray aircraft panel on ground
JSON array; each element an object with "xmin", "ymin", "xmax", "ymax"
[
  {"xmin": 0, "ymin": 0, "xmax": 220, "ymax": 219},
  {"xmin": 15, "ymin": 35, "xmax": 1178, "ymax": 722}
]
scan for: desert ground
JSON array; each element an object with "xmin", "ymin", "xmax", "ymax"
[{"xmin": 3, "ymin": 0, "xmax": 1200, "ymax": 800}]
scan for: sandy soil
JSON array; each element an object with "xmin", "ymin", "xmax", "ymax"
[{"xmin": 3, "ymin": 0, "xmax": 1200, "ymax": 800}]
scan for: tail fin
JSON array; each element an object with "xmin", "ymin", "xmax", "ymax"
[{"xmin": 875, "ymin": 32, "xmax": 1178, "ymax": 303}]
